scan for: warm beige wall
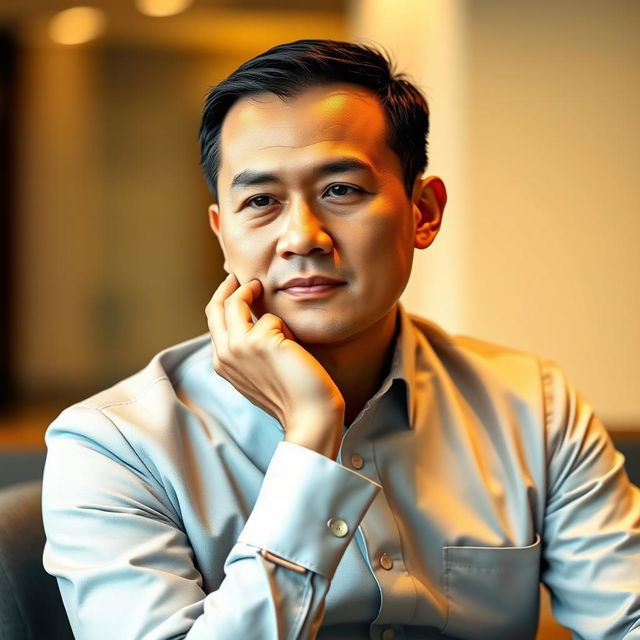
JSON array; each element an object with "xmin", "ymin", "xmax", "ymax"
[
  {"xmin": 351, "ymin": 0, "xmax": 640, "ymax": 427},
  {"xmin": 465, "ymin": 0, "xmax": 640, "ymax": 427}
]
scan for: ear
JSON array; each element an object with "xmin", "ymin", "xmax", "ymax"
[
  {"xmin": 208, "ymin": 203, "xmax": 230, "ymax": 273},
  {"xmin": 412, "ymin": 176, "xmax": 447, "ymax": 250}
]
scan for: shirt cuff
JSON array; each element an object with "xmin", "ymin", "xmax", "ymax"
[{"xmin": 238, "ymin": 440, "xmax": 380, "ymax": 579}]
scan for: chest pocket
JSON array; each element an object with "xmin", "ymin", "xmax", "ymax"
[{"xmin": 441, "ymin": 534, "xmax": 541, "ymax": 640}]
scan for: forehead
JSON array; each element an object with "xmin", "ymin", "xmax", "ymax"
[{"xmin": 218, "ymin": 83, "xmax": 399, "ymax": 181}]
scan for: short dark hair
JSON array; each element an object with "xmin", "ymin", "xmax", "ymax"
[{"xmin": 199, "ymin": 39, "xmax": 429, "ymax": 199}]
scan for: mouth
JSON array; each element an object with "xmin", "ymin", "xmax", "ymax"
[{"xmin": 277, "ymin": 276, "xmax": 347, "ymax": 299}]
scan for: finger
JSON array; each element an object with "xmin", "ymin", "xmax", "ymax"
[
  {"xmin": 252, "ymin": 311, "xmax": 295, "ymax": 344},
  {"xmin": 225, "ymin": 279, "xmax": 263, "ymax": 344},
  {"xmin": 206, "ymin": 273, "xmax": 238, "ymax": 350},
  {"xmin": 229, "ymin": 277, "xmax": 262, "ymax": 305}
]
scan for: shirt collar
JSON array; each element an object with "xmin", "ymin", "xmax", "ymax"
[{"xmin": 377, "ymin": 303, "xmax": 417, "ymax": 428}]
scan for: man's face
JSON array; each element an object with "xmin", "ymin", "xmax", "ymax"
[{"xmin": 209, "ymin": 83, "xmax": 441, "ymax": 345}]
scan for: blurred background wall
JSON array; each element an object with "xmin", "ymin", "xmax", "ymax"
[{"xmin": 0, "ymin": 0, "xmax": 638, "ymax": 431}]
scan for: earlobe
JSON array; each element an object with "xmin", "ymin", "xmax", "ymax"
[
  {"xmin": 208, "ymin": 203, "xmax": 230, "ymax": 272},
  {"xmin": 413, "ymin": 176, "xmax": 447, "ymax": 250}
]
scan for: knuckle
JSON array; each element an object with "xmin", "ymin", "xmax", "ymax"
[
  {"xmin": 209, "ymin": 289, "xmax": 224, "ymax": 305},
  {"xmin": 216, "ymin": 345, "xmax": 231, "ymax": 363},
  {"xmin": 259, "ymin": 313, "xmax": 279, "ymax": 329},
  {"xmin": 227, "ymin": 337, "xmax": 243, "ymax": 355},
  {"xmin": 245, "ymin": 332, "xmax": 263, "ymax": 350}
]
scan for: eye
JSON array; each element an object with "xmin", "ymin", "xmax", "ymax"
[
  {"xmin": 246, "ymin": 194, "xmax": 278, "ymax": 209},
  {"xmin": 324, "ymin": 184, "xmax": 361, "ymax": 198}
]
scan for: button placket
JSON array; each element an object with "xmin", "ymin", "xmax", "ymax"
[{"xmin": 359, "ymin": 428, "xmax": 417, "ymax": 627}]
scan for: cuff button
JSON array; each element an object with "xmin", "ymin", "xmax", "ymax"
[{"xmin": 327, "ymin": 518, "xmax": 349, "ymax": 537}]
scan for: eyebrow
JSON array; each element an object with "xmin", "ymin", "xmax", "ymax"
[
  {"xmin": 231, "ymin": 170, "xmax": 279, "ymax": 190},
  {"xmin": 316, "ymin": 158, "xmax": 372, "ymax": 176},
  {"xmin": 230, "ymin": 158, "xmax": 373, "ymax": 190}
]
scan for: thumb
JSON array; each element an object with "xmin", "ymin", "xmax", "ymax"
[{"xmin": 279, "ymin": 318, "xmax": 297, "ymax": 342}]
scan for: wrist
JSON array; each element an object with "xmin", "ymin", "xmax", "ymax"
[
  {"xmin": 284, "ymin": 430, "xmax": 341, "ymax": 460},
  {"xmin": 284, "ymin": 406, "xmax": 344, "ymax": 460}
]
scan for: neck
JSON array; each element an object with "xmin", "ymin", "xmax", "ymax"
[{"xmin": 303, "ymin": 306, "xmax": 399, "ymax": 426}]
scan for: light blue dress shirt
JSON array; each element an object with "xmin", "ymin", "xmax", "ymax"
[{"xmin": 42, "ymin": 307, "xmax": 640, "ymax": 639}]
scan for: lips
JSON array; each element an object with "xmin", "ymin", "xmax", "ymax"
[{"xmin": 278, "ymin": 275, "xmax": 346, "ymax": 298}]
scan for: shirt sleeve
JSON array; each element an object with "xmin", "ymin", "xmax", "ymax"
[
  {"xmin": 42, "ymin": 405, "xmax": 380, "ymax": 640},
  {"xmin": 540, "ymin": 360, "xmax": 640, "ymax": 639}
]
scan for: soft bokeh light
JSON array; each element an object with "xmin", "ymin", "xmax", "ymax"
[
  {"xmin": 48, "ymin": 6, "xmax": 106, "ymax": 45},
  {"xmin": 135, "ymin": 0, "xmax": 194, "ymax": 18}
]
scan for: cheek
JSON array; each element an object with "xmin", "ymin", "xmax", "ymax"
[
  {"xmin": 360, "ymin": 207, "xmax": 414, "ymax": 266},
  {"xmin": 221, "ymin": 226, "xmax": 269, "ymax": 281},
  {"xmin": 357, "ymin": 209, "xmax": 415, "ymax": 296}
]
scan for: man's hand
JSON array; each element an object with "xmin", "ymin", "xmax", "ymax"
[{"xmin": 205, "ymin": 274, "xmax": 345, "ymax": 459}]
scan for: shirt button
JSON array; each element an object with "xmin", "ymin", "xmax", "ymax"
[
  {"xmin": 381, "ymin": 629, "xmax": 395, "ymax": 640},
  {"xmin": 350, "ymin": 453, "xmax": 364, "ymax": 469},
  {"xmin": 380, "ymin": 552, "xmax": 394, "ymax": 570},
  {"xmin": 327, "ymin": 518, "xmax": 349, "ymax": 537}
]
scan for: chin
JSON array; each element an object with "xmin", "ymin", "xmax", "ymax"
[
  {"xmin": 290, "ymin": 328, "xmax": 345, "ymax": 345},
  {"xmin": 282, "ymin": 312, "xmax": 360, "ymax": 346}
]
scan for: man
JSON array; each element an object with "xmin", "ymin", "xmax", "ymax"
[{"xmin": 42, "ymin": 40, "xmax": 640, "ymax": 639}]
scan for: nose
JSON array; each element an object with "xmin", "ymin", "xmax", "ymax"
[{"xmin": 276, "ymin": 199, "xmax": 334, "ymax": 258}]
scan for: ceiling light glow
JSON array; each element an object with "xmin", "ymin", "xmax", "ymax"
[
  {"xmin": 135, "ymin": 0, "xmax": 194, "ymax": 18},
  {"xmin": 49, "ymin": 6, "xmax": 107, "ymax": 45}
]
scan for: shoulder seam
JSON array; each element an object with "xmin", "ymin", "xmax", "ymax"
[
  {"xmin": 76, "ymin": 375, "xmax": 169, "ymax": 411},
  {"xmin": 93, "ymin": 402, "xmax": 181, "ymax": 528}
]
